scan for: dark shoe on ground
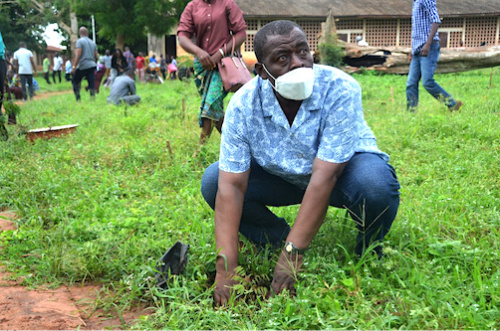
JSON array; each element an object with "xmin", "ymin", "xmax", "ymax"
[{"xmin": 450, "ymin": 101, "xmax": 463, "ymax": 111}]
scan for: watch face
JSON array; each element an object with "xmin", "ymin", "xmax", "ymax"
[{"xmin": 285, "ymin": 243, "xmax": 293, "ymax": 253}]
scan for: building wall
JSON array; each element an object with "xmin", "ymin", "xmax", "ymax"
[
  {"xmin": 170, "ymin": 15, "xmax": 500, "ymax": 66},
  {"xmin": 243, "ymin": 15, "xmax": 500, "ymax": 52}
]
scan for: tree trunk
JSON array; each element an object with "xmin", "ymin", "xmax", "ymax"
[
  {"xmin": 342, "ymin": 45, "xmax": 500, "ymax": 74},
  {"xmin": 115, "ymin": 34, "xmax": 125, "ymax": 52},
  {"xmin": 69, "ymin": 12, "xmax": 78, "ymax": 60},
  {"xmin": 58, "ymin": 11, "xmax": 79, "ymax": 60}
]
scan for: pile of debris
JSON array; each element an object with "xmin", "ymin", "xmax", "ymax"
[{"xmin": 341, "ymin": 44, "xmax": 500, "ymax": 75}]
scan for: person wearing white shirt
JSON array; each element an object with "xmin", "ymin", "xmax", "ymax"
[
  {"xmin": 12, "ymin": 41, "xmax": 37, "ymax": 101},
  {"xmin": 65, "ymin": 57, "xmax": 72, "ymax": 81},
  {"xmin": 52, "ymin": 52, "xmax": 64, "ymax": 83}
]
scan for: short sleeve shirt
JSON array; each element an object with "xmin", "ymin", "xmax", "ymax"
[
  {"xmin": 76, "ymin": 36, "xmax": 97, "ymax": 70},
  {"xmin": 177, "ymin": 0, "xmax": 246, "ymax": 55},
  {"xmin": 13, "ymin": 48, "xmax": 34, "ymax": 74},
  {"xmin": 219, "ymin": 64, "xmax": 389, "ymax": 189},
  {"xmin": 53, "ymin": 56, "xmax": 64, "ymax": 71},
  {"xmin": 412, "ymin": 0, "xmax": 441, "ymax": 54}
]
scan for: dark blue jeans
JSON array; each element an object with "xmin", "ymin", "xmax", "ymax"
[
  {"xmin": 19, "ymin": 74, "xmax": 34, "ymax": 101},
  {"xmin": 406, "ymin": 41, "xmax": 457, "ymax": 111},
  {"xmin": 201, "ymin": 152, "xmax": 401, "ymax": 256}
]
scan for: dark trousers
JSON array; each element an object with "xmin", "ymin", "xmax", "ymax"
[
  {"xmin": 65, "ymin": 73, "xmax": 72, "ymax": 81},
  {"xmin": 19, "ymin": 74, "xmax": 34, "ymax": 101},
  {"xmin": 44, "ymin": 71, "xmax": 52, "ymax": 84},
  {"xmin": 201, "ymin": 153, "xmax": 401, "ymax": 256},
  {"xmin": 52, "ymin": 70, "xmax": 62, "ymax": 83},
  {"xmin": 72, "ymin": 67, "xmax": 96, "ymax": 101}
]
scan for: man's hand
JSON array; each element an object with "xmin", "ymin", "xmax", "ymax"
[
  {"xmin": 71, "ymin": 67, "xmax": 76, "ymax": 75},
  {"xmin": 421, "ymin": 43, "xmax": 431, "ymax": 57},
  {"xmin": 271, "ymin": 251, "xmax": 304, "ymax": 296},
  {"xmin": 213, "ymin": 271, "xmax": 237, "ymax": 306},
  {"xmin": 197, "ymin": 49, "xmax": 216, "ymax": 71}
]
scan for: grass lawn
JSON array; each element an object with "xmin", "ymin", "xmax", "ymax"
[{"xmin": 0, "ymin": 67, "xmax": 499, "ymax": 329}]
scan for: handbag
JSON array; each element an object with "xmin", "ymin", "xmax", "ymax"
[{"xmin": 217, "ymin": 36, "xmax": 252, "ymax": 92}]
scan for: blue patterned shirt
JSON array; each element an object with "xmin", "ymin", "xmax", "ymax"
[
  {"xmin": 412, "ymin": 0, "xmax": 441, "ymax": 54},
  {"xmin": 219, "ymin": 64, "xmax": 389, "ymax": 189}
]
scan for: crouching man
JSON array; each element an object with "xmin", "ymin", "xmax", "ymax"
[
  {"xmin": 201, "ymin": 20, "xmax": 401, "ymax": 306},
  {"xmin": 107, "ymin": 69, "xmax": 141, "ymax": 106}
]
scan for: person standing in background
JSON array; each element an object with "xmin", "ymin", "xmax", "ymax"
[
  {"xmin": 52, "ymin": 52, "xmax": 63, "ymax": 83},
  {"xmin": 102, "ymin": 50, "xmax": 112, "ymax": 87},
  {"xmin": 123, "ymin": 47, "xmax": 135, "ymax": 70},
  {"xmin": 136, "ymin": 52, "xmax": 146, "ymax": 82},
  {"xmin": 12, "ymin": 41, "xmax": 37, "ymax": 102},
  {"xmin": 159, "ymin": 54, "xmax": 167, "ymax": 80},
  {"xmin": 177, "ymin": 0, "xmax": 247, "ymax": 152},
  {"xmin": 71, "ymin": 26, "xmax": 98, "ymax": 101},
  {"xmin": 110, "ymin": 48, "xmax": 128, "ymax": 86},
  {"xmin": 406, "ymin": 0, "xmax": 462, "ymax": 112},
  {"xmin": 65, "ymin": 56, "xmax": 72, "ymax": 81},
  {"xmin": 42, "ymin": 54, "xmax": 52, "ymax": 84}
]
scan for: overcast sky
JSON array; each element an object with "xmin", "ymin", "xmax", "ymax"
[{"xmin": 43, "ymin": 23, "xmax": 66, "ymax": 47}]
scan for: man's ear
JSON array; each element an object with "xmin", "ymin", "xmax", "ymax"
[{"xmin": 254, "ymin": 62, "xmax": 268, "ymax": 80}]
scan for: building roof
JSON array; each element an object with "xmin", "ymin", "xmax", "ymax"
[
  {"xmin": 236, "ymin": 0, "xmax": 500, "ymax": 19},
  {"xmin": 46, "ymin": 45, "xmax": 64, "ymax": 52}
]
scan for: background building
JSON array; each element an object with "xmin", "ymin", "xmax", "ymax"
[{"xmin": 151, "ymin": 0, "xmax": 500, "ymax": 64}]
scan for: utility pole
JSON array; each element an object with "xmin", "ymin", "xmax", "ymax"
[{"xmin": 91, "ymin": 15, "xmax": 96, "ymax": 42}]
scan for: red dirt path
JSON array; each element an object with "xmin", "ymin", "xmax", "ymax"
[{"xmin": 0, "ymin": 211, "xmax": 149, "ymax": 330}]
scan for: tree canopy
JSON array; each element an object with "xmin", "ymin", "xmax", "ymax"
[
  {"xmin": 0, "ymin": 0, "xmax": 189, "ymax": 55},
  {"xmin": 75, "ymin": 0, "xmax": 189, "ymax": 50}
]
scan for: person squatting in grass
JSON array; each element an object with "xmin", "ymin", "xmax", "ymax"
[
  {"xmin": 200, "ymin": 20, "xmax": 401, "ymax": 306},
  {"xmin": 107, "ymin": 69, "xmax": 141, "ymax": 106},
  {"xmin": 71, "ymin": 26, "xmax": 98, "ymax": 101},
  {"xmin": 177, "ymin": 0, "xmax": 247, "ymax": 152},
  {"xmin": 406, "ymin": 0, "xmax": 462, "ymax": 112}
]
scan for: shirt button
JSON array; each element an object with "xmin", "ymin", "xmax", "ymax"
[
  {"xmin": 298, "ymin": 153, "xmax": 303, "ymax": 158},
  {"xmin": 290, "ymin": 133, "xmax": 294, "ymax": 137},
  {"xmin": 208, "ymin": 26, "xmax": 211, "ymax": 30},
  {"xmin": 208, "ymin": 14, "xmax": 211, "ymax": 16},
  {"xmin": 206, "ymin": 38, "xmax": 209, "ymax": 41}
]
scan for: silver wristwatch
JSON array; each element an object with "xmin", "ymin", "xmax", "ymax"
[{"xmin": 284, "ymin": 241, "xmax": 307, "ymax": 255}]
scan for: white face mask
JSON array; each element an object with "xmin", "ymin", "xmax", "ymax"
[{"xmin": 262, "ymin": 65, "xmax": 314, "ymax": 101}]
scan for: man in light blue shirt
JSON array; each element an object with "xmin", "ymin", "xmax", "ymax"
[
  {"xmin": 406, "ymin": 0, "xmax": 462, "ymax": 111},
  {"xmin": 201, "ymin": 20, "xmax": 400, "ymax": 306}
]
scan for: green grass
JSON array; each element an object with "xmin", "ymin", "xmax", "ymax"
[{"xmin": 0, "ymin": 67, "xmax": 499, "ymax": 329}]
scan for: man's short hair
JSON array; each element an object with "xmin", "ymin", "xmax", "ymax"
[
  {"xmin": 254, "ymin": 20, "xmax": 304, "ymax": 62},
  {"xmin": 124, "ymin": 69, "xmax": 135, "ymax": 78}
]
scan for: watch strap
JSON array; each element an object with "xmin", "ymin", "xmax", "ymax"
[{"xmin": 284, "ymin": 241, "xmax": 307, "ymax": 255}]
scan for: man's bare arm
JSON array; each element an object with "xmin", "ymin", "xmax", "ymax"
[
  {"xmin": 271, "ymin": 158, "xmax": 347, "ymax": 294},
  {"xmin": 287, "ymin": 158, "xmax": 347, "ymax": 248},
  {"xmin": 72, "ymin": 48, "xmax": 82, "ymax": 72},
  {"xmin": 213, "ymin": 169, "xmax": 250, "ymax": 305},
  {"xmin": 421, "ymin": 22, "xmax": 440, "ymax": 57}
]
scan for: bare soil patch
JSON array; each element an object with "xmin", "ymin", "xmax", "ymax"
[
  {"xmin": 12, "ymin": 90, "xmax": 73, "ymax": 105},
  {"xmin": 0, "ymin": 211, "xmax": 150, "ymax": 330}
]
